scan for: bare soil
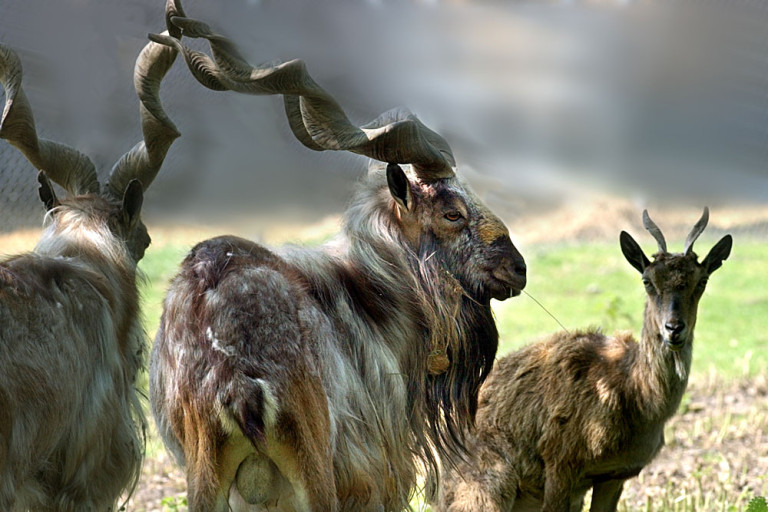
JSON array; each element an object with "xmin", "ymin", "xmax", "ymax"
[
  {"xmin": 122, "ymin": 377, "xmax": 768, "ymax": 511},
  {"xmin": 619, "ymin": 377, "xmax": 768, "ymax": 510}
]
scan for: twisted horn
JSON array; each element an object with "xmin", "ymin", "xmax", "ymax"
[
  {"xmin": 0, "ymin": 44, "xmax": 100, "ymax": 195},
  {"xmin": 642, "ymin": 209, "xmax": 667, "ymax": 254},
  {"xmin": 105, "ymin": 0, "xmax": 183, "ymax": 199},
  {"xmin": 683, "ymin": 207, "xmax": 709, "ymax": 256},
  {"xmin": 149, "ymin": 6, "xmax": 455, "ymax": 181}
]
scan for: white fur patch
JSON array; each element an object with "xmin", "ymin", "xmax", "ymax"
[
  {"xmin": 206, "ymin": 327, "xmax": 237, "ymax": 358},
  {"xmin": 253, "ymin": 378, "xmax": 279, "ymax": 429}
]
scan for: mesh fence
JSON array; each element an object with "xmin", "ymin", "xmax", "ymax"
[{"xmin": 0, "ymin": 150, "xmax": 40, "ymax": 232}]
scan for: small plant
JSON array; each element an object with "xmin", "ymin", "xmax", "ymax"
[
  {"xmin": 602, "ymin": 294, "xmax": 634, "ymax": 332},
  {"xmin": 160, "ymin": 495, "xmax": 188, "ymax": 512},
  {"xmin": 747, "ymin": 496, "xmax": 768, "ymax": 512}
]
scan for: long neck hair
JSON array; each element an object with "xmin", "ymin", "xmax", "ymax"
[
  {"xmin": 341, "ymin": 173, "xmax": 499, "ymax": 484},
  {"xmin": 35, "ymin": 197, "xmax": 134, "ymax": 270},
  {"xmin": 31, "ymin": 196, "xmax": 146, "ymax": 502}
]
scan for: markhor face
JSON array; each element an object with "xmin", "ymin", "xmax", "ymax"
[
  {"xmin": 643, "ymin": 253, "xmax": 707, "ymax": 351},
  {"xmin": 399, "ymin": 174, "xmax": 527, "ymax": 303}
]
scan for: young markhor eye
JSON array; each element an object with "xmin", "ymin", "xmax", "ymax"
[
  {"xmin": 642, "ymin": 278, "xmax": 655, "ymax": 292},
  {"xmin": 444, "ymin": 211, "xmax": 463, "ymax": 222}
]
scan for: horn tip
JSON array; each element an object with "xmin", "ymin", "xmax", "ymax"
[
  {"xmin": 641, "ymin": 209, "xmax": 653, "ymax": 228},
  {"xmin": 148, "ymin": 33, "xmax": 174, "ymax": 46}
]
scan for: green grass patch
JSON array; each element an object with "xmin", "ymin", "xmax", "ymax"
[
  {"xmin": 138, "ymin": 244, "xmax": 191, "ymax": 338},
  {"xmin": 493, "ymin": 238, "xmax": 768, "ymax": 380},
  {"xmin": 138, "ymin": 238, "xmax": 768, "ymax": 380}
]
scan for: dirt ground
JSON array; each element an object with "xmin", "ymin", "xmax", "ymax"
[
  {"xmin": 122, "ymin": 377, "xmax": 768, "ymax": 511},
  {"xmin": 620, "ymin": 377, "xmax": 768, "ymax": 510}
]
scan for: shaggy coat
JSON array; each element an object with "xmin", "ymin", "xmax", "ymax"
[
  {"xmin": 0, "ymin": 25, "xmax": 176, "ymax": 511},
  {"xmin": 150, "ymin": 164, "xmax": 527, "ymax": 511},
  {"xmin": 0, "ymin": 184, "xmax": 149, "ymax": 512},
  {"xmin": 434, "ymin": 216, "xmax": 732, "ymax": 512}
]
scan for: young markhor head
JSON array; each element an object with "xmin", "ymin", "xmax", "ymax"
[{"xmin": 620, "ymin": 207, "xmax": 732, "ymax": 352}]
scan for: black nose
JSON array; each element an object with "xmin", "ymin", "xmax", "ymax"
[
  {"xmin": 514, "ymin": 261, "xmax": 527, "ymax": 279},
  {"xmin": 665, "ymin": 321, "xmax": 685, "ymax": 336}
]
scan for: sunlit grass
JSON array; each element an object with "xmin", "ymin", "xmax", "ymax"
[{"xmin": 493, "ymin": 238, "xmax": 768, "ymax": 380}]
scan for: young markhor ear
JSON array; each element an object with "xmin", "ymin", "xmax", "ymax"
[
  {"xmin": 37, "ymin": 171, "xmax": 59, "ymax": 211},
  {"xmin": 620, "ymin": 230, "xmax": 651, "ymax": 274},
  {"xmin": 122, "ymin": 179, "xmax": 144, "ymax": 225},
  {"xmin": 386, "ymin": 163, "xmax": 413, "ymax": 213},
  {"xmin": 701, "ymin": 234, "xmax": 733, "ymax": 274}
]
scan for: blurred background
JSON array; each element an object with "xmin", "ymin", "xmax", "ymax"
[
  {"xmin": 2, "ymin": 1, "xmax": 767, "ymax": 510},
  {"xmin": 2, "ymin": 0, "xmax": 768, "ymax": 233}
]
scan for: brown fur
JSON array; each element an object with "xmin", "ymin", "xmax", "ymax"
[
  {"xmin": 434, "ymin": 213, "xmax": 732, "ymax": 512},
  {"xmin": 0, "ymin": 190, "xmax": 149, "ymax": 512}
]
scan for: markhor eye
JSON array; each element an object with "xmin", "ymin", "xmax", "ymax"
[{"xmin": 444, "ymin": 211, "xmax": 463, "ymax": 222}]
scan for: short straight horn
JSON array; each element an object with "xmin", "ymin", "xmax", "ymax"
[
  {"xmin": 683, "ymin": 207, "xmax": 709, "ymax": 255},
  {"xmin": 642, "ymin": 210, "xmax": 667, "ymax": 254}
]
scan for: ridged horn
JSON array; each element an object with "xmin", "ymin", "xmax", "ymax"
[
  {"xmin": 683, "ymin": 207, "xmax": 709, "ymax": 256},
  {"xmin": 642, "ymin": 209, "xmax": 667, "ymax": 254},
  {"xmin": 105, "ymin": 0, "xmax": 183, "ymax": 199},
  {"xmin": 0, "ymin": 43, "xmax": 100, "ymax": 195},
  {"xmin": 149, "ymin": 3, "xmax": 455, "ymax": 182}
]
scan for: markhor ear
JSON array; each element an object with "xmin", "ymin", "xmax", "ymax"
[
  {"xmin": 37, "ymin": 171, "xmax": 59, "ymax": 212},
  {"xmin": 620, "ymin": 231, "xmax": 650, "ymax": 274},
  {"xmin": 386, "ymin": 163, "xmax": 413, "ymax": 213},
  {"xmin": 122, "ymin": 179, "xmax": 144, "ymax": 225},
  {"xmin": 701, "ymin": 234, "xmax": 732, "ymax": 274}
]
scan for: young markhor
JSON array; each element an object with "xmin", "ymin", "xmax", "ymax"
[{"xmin": 435, "ymin": 208, "xmax": 732, "ymax": 512}]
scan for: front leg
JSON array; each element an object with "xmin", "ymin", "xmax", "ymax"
[
  {"xmin": 542, "ymin": 466, "xmax": 577, "ymax": 511},
  {"xmin": 590, "ymin": 479, "xmax": 625, "ymax": 512}
]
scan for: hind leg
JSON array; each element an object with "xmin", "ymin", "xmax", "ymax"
[
  {"xmin": 186, "ymin": 446, "xmax": 240, "ymax": 512},
  {"xmin": 265, "ymin": 375, "xmax": 337, "ymax": 512},
  {"xmin": 441, "ymin": 479, "xmax": 514, "ymax": 512},
  {"xmin": 435, "ymin": 447, "xmax": 516, "ymax": 512},
  {"xmin": 227, "ymin": 372, "xmax": 337, "ymax": 512},
  {"xmin": 542, "ymin": 465, "xmax": 578, "ymax": 511}
]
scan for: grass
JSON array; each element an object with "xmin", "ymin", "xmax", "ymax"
[
  {"xmin": 492, "ymin": 238, "xmax": 768, "ymax": 380},
  {"xmin": 139, "ymin": 244, "xmax": 191, "ymax": 337},
  {"xmin": 139, "ymin": 238, "xmax": 768, "ymax": 372}
]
